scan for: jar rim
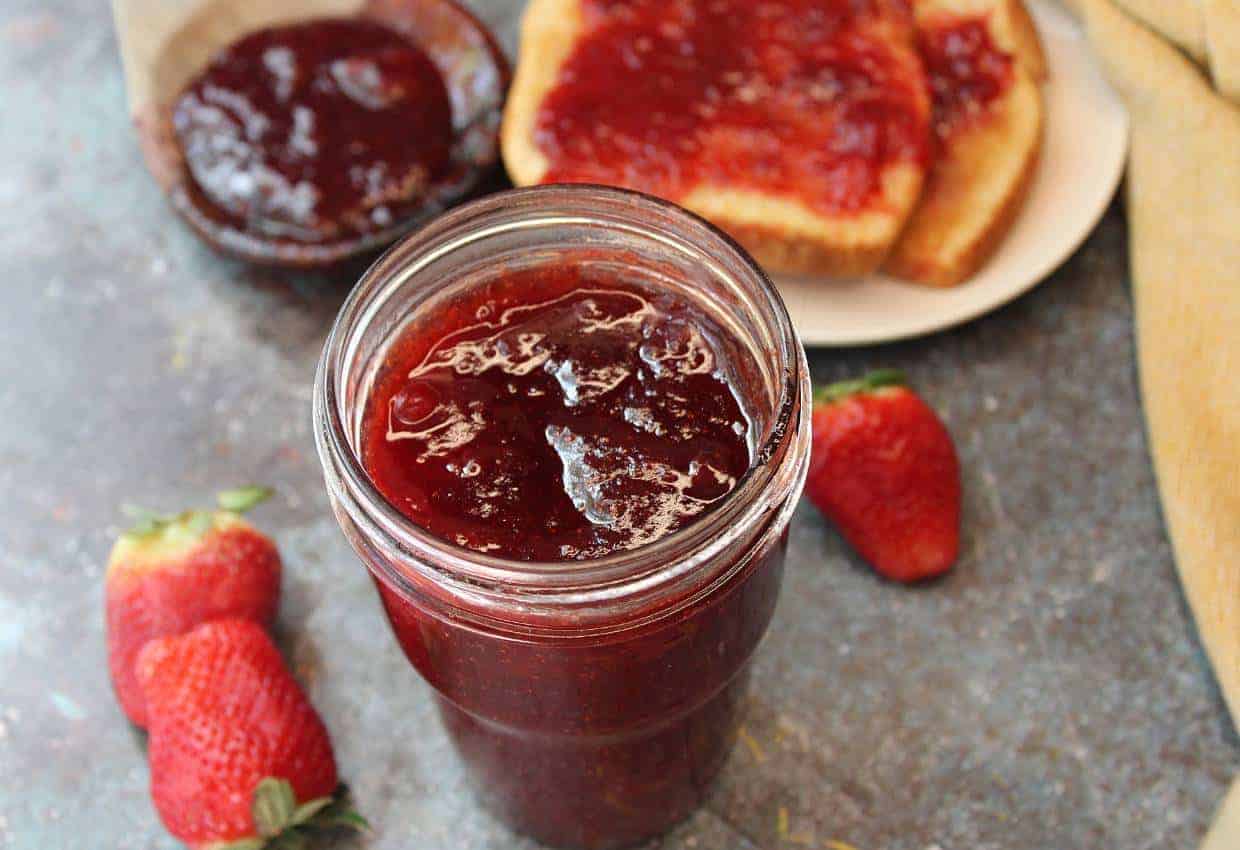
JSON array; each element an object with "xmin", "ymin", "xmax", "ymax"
[{"xmin": 313, "ymin": 184, "xmax": 809, "ymax": 607}]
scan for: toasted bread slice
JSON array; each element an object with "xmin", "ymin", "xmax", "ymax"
[
  {"xmin": 502, "ymin": 0, "xmax": 932, "ymax": 278},
  {"xmin": 884, "ymin": 0, "xmax": 1046, "ymax": 287}
]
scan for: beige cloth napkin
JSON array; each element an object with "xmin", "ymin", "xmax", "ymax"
[
  {"xmin": 1059, "ymin": 1, "xmax": 1240, "ymax": 846},
  {"xmin": 1204, "ymin": 777, "xmax": 1240, "ymax": 850}
]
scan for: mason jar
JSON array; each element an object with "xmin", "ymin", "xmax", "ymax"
[{"xmin": 313, "ymin": 185, "xmax": 810, "ymax": 849}]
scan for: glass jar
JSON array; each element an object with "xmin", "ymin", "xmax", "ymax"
[{"xmin": 313, "ymin": 185, "xmax": 810, "ymax": 849}]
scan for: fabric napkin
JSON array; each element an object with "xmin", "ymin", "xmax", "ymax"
[{"xmin": 1058, "ymin": 0, "xmax": 1240, "ymax": 845}]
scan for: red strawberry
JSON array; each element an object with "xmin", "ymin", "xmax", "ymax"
[
  {"xmin": 106, "ymin": 487, "xmax": 281, "ymax": 727},
  {"xmin": 137, "ymin": 619, "xmax": 364, "ymax": 849},
  {"xmin": 807, "ymin": 370, "xmax": 961, "ymax": 582}
]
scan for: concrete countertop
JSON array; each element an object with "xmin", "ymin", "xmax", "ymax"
[{"xmin": 0, "ymin": 1, "xmax": 1235, "ymax": 848}]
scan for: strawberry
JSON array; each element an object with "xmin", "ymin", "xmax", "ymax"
[
  {"xmin": 106, "ymin": 486, "xmax": 281, "ymax": 728},
  {"xmin": 806, "ymin": 370, "xmax": 961, "ymax": 582},
  {"xmin": 137, "ymin": 619, "xmax": 364, "ymax": 849}
]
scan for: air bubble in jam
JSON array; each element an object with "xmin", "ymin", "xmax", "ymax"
[{"xmin": 361, "ymin": 266, "xmax": 755, "ymax": 561}]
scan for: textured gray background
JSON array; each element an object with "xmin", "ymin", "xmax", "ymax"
[{"xmin": 0, "ymin": 1, "xmax": 1236, "ymax": 848}]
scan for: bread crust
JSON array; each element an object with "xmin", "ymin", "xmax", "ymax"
[
  {"xmin": 912, "ymin": 0, "xmax": 1045, "ymax": 74},
  {"xmin": 884, "ymin": 77, "xmax": 1042, "ymax": 285},
  {"xmin": 500, "ymin": 0, "xmax": 575, "ymax": 186},
  {"xmin": 501, "ymin": 0, "xmax": 930, "ymax": 278},
  {"xmin": 884, "ymin": 0, "xmax": 1045, "ymax": 287},
  {"xmin": 1004, "ymin": 0, "xmax": 1048, "ymax": 78}
]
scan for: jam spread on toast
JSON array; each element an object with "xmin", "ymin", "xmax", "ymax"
[
  {"xmin": 919, "ymin": 16, "xmax": 1015, "ymax": 140},
  {"xmin": 535, "ymin": 0, "xmax": 930, "ymax": 214}
]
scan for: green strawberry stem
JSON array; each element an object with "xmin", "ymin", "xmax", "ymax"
[
  {"xmin": 222, "ymin": 779, "xmax": 367, "ymax": 850},
  {"xmin": 119, "ymin": 487, "xmax": 273, "ymax": 540},
  {"xmin": 119, "ymin": 504, "xmax": 176, "ymax": 537},
  {"xmin": 815, "ymin": 369, "xmax": 906, "ymax": 405},
  {"xmin": 218, "ymin": 486, "xmax": 274, "ymax": 514}
]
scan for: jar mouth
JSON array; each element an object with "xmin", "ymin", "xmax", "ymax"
[{"xmin": 314, "ymin": 185, "xmax": 809, "ymax": 600}]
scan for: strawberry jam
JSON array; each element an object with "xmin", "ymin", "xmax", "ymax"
[
  {"xmin": 318, "ymin": 187, "xmax": 812, "ymax": 850},
  {"xmin": 534, "ymin": 0, "xmax": 930, "ymax": 213},
  {"xmin": 357, "ymin": 261, "xmax": 782, "ymax": 848},
  {"xmin": 361, "ymin": 266, "xmax": 754, "ymax": 560},
  {"xmin": 919, "ymin": 17, "xmax": 1015, "ymax": 139},
  {"xmin": 173, "ymin": 18, "xmax": 455, "ymax": 246}
]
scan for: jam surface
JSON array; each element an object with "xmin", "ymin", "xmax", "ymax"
[
  {"xmin": 361, "ymin": 266, "xmax": 755, "ymax": 561},
  {"xmin": 173, "ymin": 18, "xmax": 455, "ymax": 244},
  {"xmin": 919, "ymin": 16, "xmax": 1015, "ymax": 140},
  {"xmin": 534, "ymin": 0, "xmax": 929, "ymax": 214}
]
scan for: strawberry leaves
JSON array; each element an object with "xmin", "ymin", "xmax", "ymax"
[
  {"xmin": 238, "ymin": 779, "xmax": 368, "ymax": 849},
  {"xmin": 119, "ymin": 487, "xmax": 273, "ymax": 541},
  {"xmin": 287, "ymin": 796, "xmax": 335, "ymax": 827},
  {"xmin": 218, "ymin": 486, "xmax": 274, "ymax": 514},
  {"xmin": 120, "ymin": 504, "xmax": 179, "ymax": 538},
  {"xmin": 253, "ymin": 777, "xmax": 298, "ymax": 838},
  {"xmin": 815, "ymin": 369, "xmax": 906, "ymax": 404}
]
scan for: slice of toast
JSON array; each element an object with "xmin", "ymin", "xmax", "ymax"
[
  {"xmin": 502, "ymin": 0, "xmax": 933, "ymax": 278},
  {"xmin": 884, "ymin": 0, "xmax": 1046, "ymax": 287}
]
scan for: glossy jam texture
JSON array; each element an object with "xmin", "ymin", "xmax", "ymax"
[
  {"xmin": 535, "ymin": 0, "xmax": 929, "ymax": 214},
  {"xmin": 173, "ymin": 18, "xmax": 454, "ymax": 243},
  {"xmin": 919, "ymin": 16, "xmax": 1015, "ymax": 139},
  {"xmin": 361, "ymin": 266, "xmax": 755, "ymax": 561}
]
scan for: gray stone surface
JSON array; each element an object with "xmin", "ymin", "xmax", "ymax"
[{"xmin": 0, "ymin": 1, "xmax": 1235, "ymax": 848}]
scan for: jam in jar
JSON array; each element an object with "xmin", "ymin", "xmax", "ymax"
[
  {"xmin": 360, "ymin": 265, "xmax": 756, "ymax": 561},
  {"xmin": 315, "ymin": 186, "xmax": 810, "ymax": 848}
]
